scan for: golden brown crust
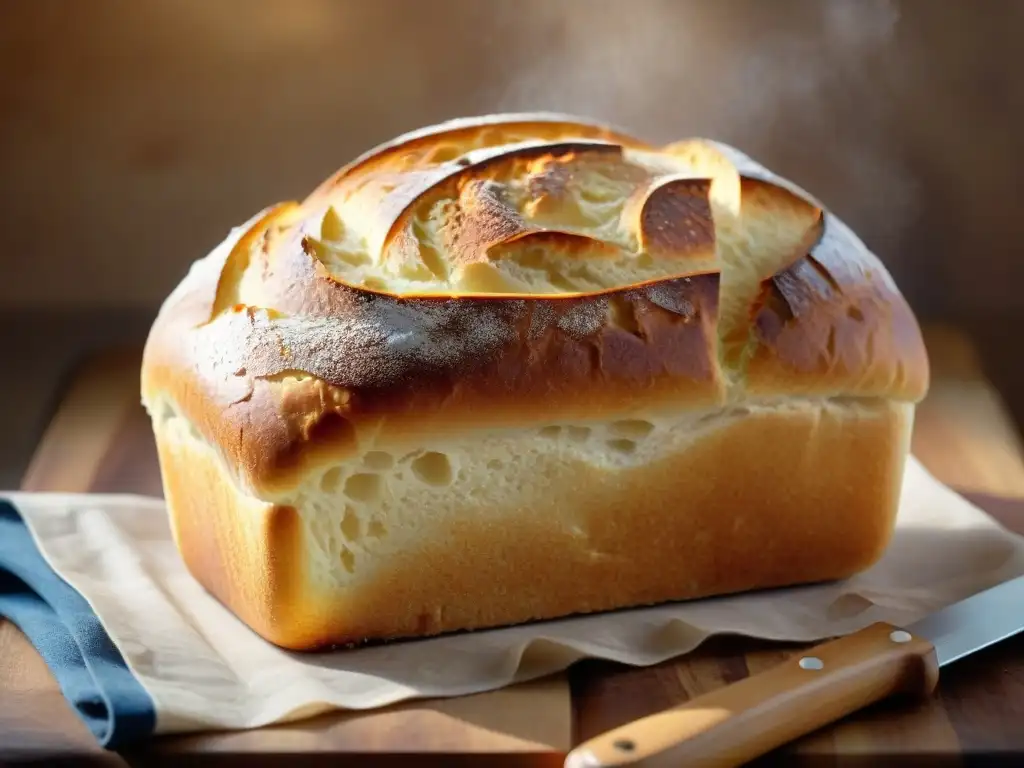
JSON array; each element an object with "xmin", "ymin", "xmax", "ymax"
[
  {"xmin": 746, "ymin": 215, "xmax": 930, "ymax": 398},
  {"xmin": 144, "ymin": 263, "xmax": 723, "ymax": 494},
  {"xmin": 155, "ymin": 415, "xmax": 313, "ymax": 643},
  {"xmin": 630, "ymin": 176, "xmax": 718, "ymax": 261},
  {"xmin": 141, "ymin": 115, "xmax": 930, "ymax": 649},
  {"xmin": 304, "ymin": 113, "xmax": 649, "ymax": 206},
  {"xmin": 141, "ymin": 114, "xmax": 928, "ymax": 497}
]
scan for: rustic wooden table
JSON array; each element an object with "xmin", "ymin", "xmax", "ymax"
[{"xmin": 3, "ymin": 325, "xmax": 1024, "ymax": 765}]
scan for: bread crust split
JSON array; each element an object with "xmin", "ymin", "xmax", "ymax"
[{"xmin": 141, "ymin": 113, "xmax": 929, "ymax": 650}]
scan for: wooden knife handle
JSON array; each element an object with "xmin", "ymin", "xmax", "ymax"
[{"xmin": 564, "ymin": 622, "xmax": 939, "ymax": 768}]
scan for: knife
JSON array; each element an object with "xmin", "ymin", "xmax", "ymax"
[{"xmin": 565, "ymin": 573, "xmax": 1024, "ymax": 768}]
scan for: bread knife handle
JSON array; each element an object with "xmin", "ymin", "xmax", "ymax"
[{"xmin": 564, "ymin": 622, "xmax": 939, "ymax": 768}]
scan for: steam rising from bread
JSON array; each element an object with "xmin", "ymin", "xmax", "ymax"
[{"xmin": 492, "ymin": 0, "xmax": 917, "ymax": 248}]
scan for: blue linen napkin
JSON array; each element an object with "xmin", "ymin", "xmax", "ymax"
[{"xmin": 0, "ymin": 499, "xmax": 157, "ymax": 749}]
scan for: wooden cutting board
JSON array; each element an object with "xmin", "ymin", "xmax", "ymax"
[{"xmin": 5, "ymin": 325, "xmax": 1024, "ymax": 764}]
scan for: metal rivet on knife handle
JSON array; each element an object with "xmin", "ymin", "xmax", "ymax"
[{"xmin": 563, "ymin": 622, "xmax": 939, "ymax": 768}]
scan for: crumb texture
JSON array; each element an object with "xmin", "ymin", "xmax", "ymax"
[{"xmin": 140, "ymin": 114, "xmax": 929, "ymax": 648}]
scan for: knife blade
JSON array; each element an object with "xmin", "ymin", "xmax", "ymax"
[{"xmin": 565, "ymin": 573, "xmax": 1024, "ymax": 768}]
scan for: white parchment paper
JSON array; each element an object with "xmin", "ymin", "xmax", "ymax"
[{"xmin": 9, "ymin": 456, "xmax": 1024, "ymax": 736}]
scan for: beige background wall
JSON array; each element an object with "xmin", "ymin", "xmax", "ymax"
[{"xmin": 2, "ymin": 0, "xmax": 1022, "ymax": 319}]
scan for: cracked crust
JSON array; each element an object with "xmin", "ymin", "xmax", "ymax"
[{"xmin": 141, "ymin": 113, "xmax": 929, "ymax": 649}]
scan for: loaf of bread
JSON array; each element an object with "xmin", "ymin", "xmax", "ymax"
[{"xmin": 141, "ymin": 113, "xmax": 929, "ymax": 651}]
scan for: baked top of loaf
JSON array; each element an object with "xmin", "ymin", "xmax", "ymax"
[{"xmin": 141, "ymin": 113, "xmax": 929, "ymax": 496}]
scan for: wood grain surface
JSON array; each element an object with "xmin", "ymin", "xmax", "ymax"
[
  {"xmin": 571, "ymin": 621, "xmax": 942, "ymax": 768},
  {"xmin": 3, "ymin": 325, "xmax": 1024, "ymax": 765}
]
